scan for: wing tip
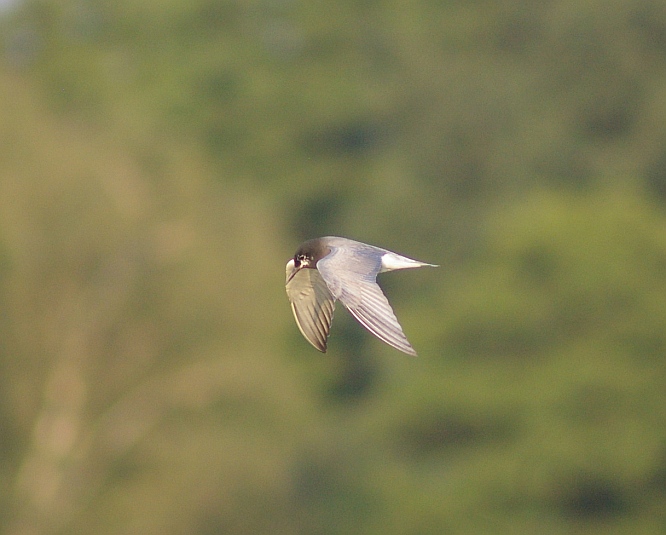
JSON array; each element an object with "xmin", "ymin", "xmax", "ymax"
[{"xmin": 303, "ymin": 333, "xmax": 329, "ymax": 354}]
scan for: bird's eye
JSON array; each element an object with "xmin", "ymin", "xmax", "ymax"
[{"xmin": 294, "ymin": 258, "xmax": 301, "ymax": 267}]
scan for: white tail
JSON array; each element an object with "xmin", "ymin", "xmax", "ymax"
[{"xmin": 380, "ymin": 252, "xmax": 438, "ymax": 273}]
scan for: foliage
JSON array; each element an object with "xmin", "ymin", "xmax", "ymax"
[{"xmin": 2, "ymin": 1, "xmax": 666, "ymax": 534}]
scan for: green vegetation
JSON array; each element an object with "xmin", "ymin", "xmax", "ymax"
[{"xmin": 2, "ymin": 1, "xmax": 666, "ymax": 533}]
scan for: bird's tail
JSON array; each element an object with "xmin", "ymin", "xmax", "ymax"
[{"xmin": 380, "ymin": 252, "xmax": 439, "ymax": 272}]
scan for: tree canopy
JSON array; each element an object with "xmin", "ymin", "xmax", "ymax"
[{"xmin": 2, "ymin": 1, "xmax": 666, "ymax": 534}]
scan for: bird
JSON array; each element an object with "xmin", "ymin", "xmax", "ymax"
[{"xmin": 285, "ymin": 237, "xmax": 438, "ymax": 356}]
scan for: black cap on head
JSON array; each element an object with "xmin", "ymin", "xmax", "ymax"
[{"xmin": 294, "ymin": 238, "xmax": 330, "ymax": 267}]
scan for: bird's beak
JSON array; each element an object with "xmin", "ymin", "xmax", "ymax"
[{"xmin": 286, "ymin": 259, "xmax": 300, "ymax": 283}]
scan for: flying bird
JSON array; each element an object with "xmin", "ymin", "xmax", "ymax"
[{"xmin": 285, "ymin": 237, "xmax": 437, "ymax": 356}]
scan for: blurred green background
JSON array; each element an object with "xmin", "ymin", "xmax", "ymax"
[{"xmin": 2, "ymin": 1, "xmax": 666, "ymax": 534}]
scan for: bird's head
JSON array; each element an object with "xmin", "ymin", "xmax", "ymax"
[
  {"xmin": 286, "ymin": 238, "xmax": 331, "ymax": 283},
  {"xmin": 286, "ymin": 252, "xmax": 313, "ymax": 283}
]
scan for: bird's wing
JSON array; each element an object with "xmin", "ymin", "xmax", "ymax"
[
  {"xmin": 317, "ymin": 247, "xmax": 417, "ymax": 356},
  {"xmin": 286, "ymin": 267, "xmax": 336, "ymax": 352}
]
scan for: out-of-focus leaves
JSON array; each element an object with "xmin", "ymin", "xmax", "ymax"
[{"xmin": 2, "ymin": 1, "xmax": 666, "ymax": 534}]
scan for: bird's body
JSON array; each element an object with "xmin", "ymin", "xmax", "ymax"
[{"xmin": 285, "ymin": 237, "xmax": 437, "ymax": 356}]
